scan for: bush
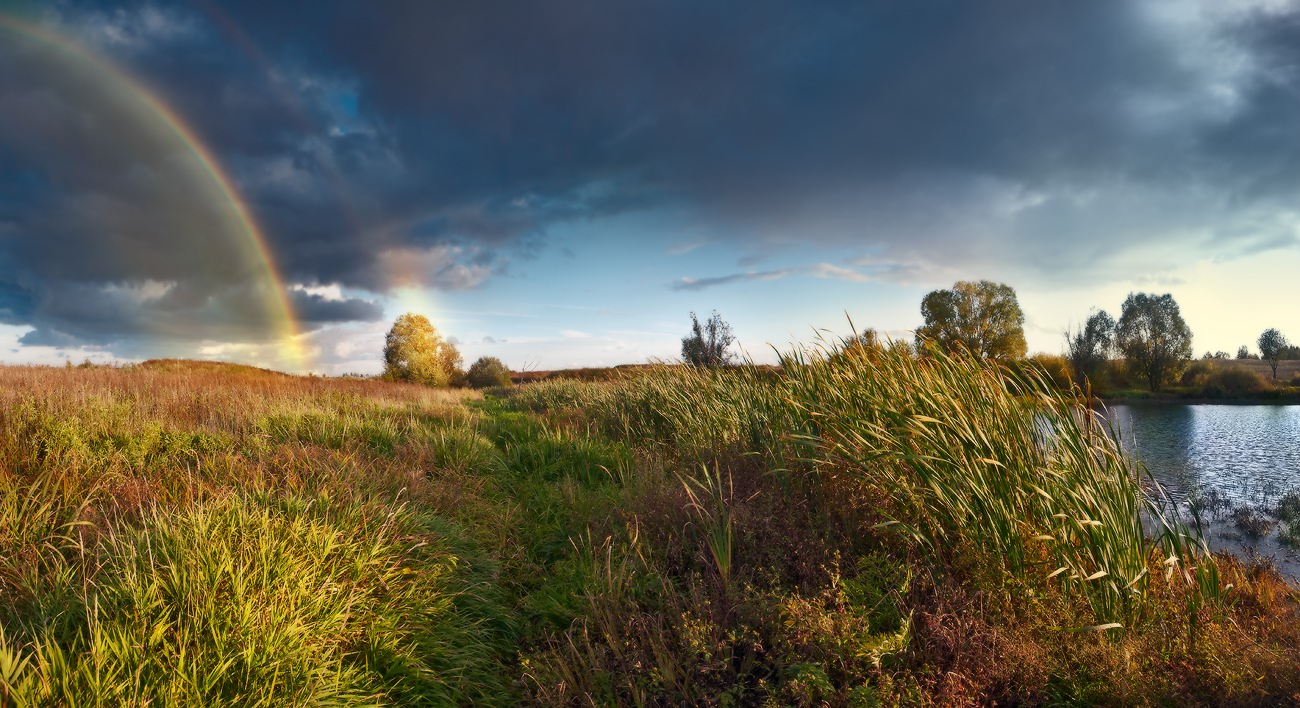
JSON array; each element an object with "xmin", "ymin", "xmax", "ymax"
[
  {"xmin": 1180, "ymin": 360, "xmax": 1216, "ymax": 387},
  {"xmin": 1025, "ymin": 353, "xmax": 1071, "ymax": 390},
  {"xmin": 1202, "ymin": 367, "xmax": 1268, "ymax": 398},
  {"xmin": 467, "ymin": 356, "xmax": 512, "ymax": 389}
]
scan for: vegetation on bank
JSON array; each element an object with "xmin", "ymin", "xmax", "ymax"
[
  {"xmin": 0, "ymin": 344, "xmax": 1297, "ymax": 705},
  {"xmin": 1039, "ymin": 356, "xmax": 1300, "ymax": 402}
]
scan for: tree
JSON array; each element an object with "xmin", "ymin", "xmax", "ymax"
[
  {"xmin": 1258, "ymin": 328, "xmax": 1289, "ymax": 380},
  {"xmin": 1115, "ymin": 293, "xmax": 1193, "ymax": 392},
  {"xmin": 382, "ymin": 313, "xmax": 464, "ymax": 386},
  {"xmin": 466, "ymin": 356, "xmax": 512, "ymax": 388},
  {"xmin": 1064, "ymin": 309, "xmax": 1114, "ymax": 386},
  {"xmin": 915, "ymin": 280, "xmax": 1026, "ymax": 360},
  {"xmin": 681, "ymin": 311, "xmax": 736, "ymax": 367}
]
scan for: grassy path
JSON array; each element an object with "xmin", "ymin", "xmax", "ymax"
[{"xmin": 0, "ymin": 358, "xmax": 1297, "ymax": 705}]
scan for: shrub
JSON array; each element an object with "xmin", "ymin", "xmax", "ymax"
[
  {"xmin": 1202, "ymin": 367, "xmax": 1268, "ymax": 398},
  {"xmin": 681, "ymin": 311, "xmax": 736, "ymax": 367},
  {"xmin": 1025, "ymin": 353, "xmax": 1071, "ymax": 390},
  {"xmin": 467, "ymin": 357, "xmax": 512, "ymax": 389},
  {"xmin": 1180, "ymin": 360, "xmax": 1216, "ymax": 387}
]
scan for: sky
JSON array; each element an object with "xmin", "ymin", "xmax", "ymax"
[{"xmin": 4, "ymin": 0, "xmax": 1300, "ymax": 374}]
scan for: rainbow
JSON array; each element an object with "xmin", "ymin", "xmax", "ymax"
[{"xmin": 0, "ymin": 13, "xmax": 308, "ymax": 368}]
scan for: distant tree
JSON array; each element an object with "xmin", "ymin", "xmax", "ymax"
[
  {"xmin": 916, "ymin": 280, "xmax": 1026, "ymax": 360},
  {"xmin": 1115, "ymin": 293, "xmax": 1193, "ymax": 392},
  {"xmin": 1237, "ymin": 345, "xmax": 1253, "ymax": 360},
  {"xmin": 1064, "ymin": 309, "xmax": 1114, "ymax": 387},
  {"xmin": 832, "ymin": 328, "xmax": 886, "ymax": 364},
  {"xmin": 382, "ymin": 313, "xmax": 464, "ymax": 386},
  {"xmin": 1258, "ymin": 329, "xmax": 1289, "ymax": 380},
  {"xmin": 1202, "ymin": 351, "xmax": 1230, "ymax": 360},
  {"xmin": 840, "ymin": 327, "xmax": 881, "ymax": 355},
  {"xmin": 681, "ymin": 311, "xmax": 736, "ymax": 367},
  {"xmin": 466, "ymin": 356, "xmax": 512, "ymax": 388}
]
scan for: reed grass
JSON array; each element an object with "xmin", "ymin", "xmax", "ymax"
[
  {"xmin": 680, "ymin": 465, "xmax": 734, "ymax": 587},
  {"xmin": 0, "ymin": 356, "xmax": 1291, "ymax": 705},
  {"xmin": 510, "ymin": 338, "xmax": 1216, "ymax": 627}
]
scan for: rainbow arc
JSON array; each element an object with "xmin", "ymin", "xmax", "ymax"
[{"xmin": 0, "ymin": 14, "xmax": 308, "ymax": 369}]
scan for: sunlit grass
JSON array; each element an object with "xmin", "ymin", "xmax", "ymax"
[{"xmin": 0, "ymin": 357, "xmax": 1293, "ymax": 704}]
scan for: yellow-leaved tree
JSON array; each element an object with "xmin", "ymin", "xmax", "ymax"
[{"xmin": 382, "ymin": 313, "xmax": 464, "ymax": 386}]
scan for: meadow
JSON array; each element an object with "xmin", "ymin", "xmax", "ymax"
[{"xmin": 0, "ymin": 346, "xmax": 1297, "ymax": 706}]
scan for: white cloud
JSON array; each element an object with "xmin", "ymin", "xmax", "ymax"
[
  {"xmin": 290, "ymin": 283, "xmax": 347, "ymax": 301},
  {"xmin": 52, "ymin": 5, "xmax": 198, "ymax": 53},
  {"xmin": 810, "ymin": 263, "xmax": 870, "ymax": 283},
  {"xmin": 102, "ymin": 279, "xmax": 175, "ymax": 305}
]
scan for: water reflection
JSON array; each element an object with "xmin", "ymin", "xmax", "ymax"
[{"xmin": 1106, "ymin": 403, "xmax": 1300, "ymax": 504}]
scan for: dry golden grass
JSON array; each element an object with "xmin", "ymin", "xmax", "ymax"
[{"xmin": 0, "ymin": 361, "xmax": 468, "ymax": 421}]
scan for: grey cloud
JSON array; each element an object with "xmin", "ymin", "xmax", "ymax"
[
  {"xmin": 18, "ymin": 328, "xmax": 88, "ymax": 348},
  {"xmin": 10, "ymin": 0, "xmax": 1300, "ymax": 356},
  {"xmin": 673, "ymin": 262, "xmax": 870, "ymax": 291},
  {"xmin": 672, "ymin": 269, "xmax": 795, "ymax": 291},
  {"xmin": 200, "ymin": 0, "xmax": 1300, "ymax": 286}
]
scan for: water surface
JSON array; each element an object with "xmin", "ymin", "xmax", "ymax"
[
  {"xmin": 1106, "ymin": 403, "xmax": 1300, "ymax": 576},
  {"xmin": 1107, "ymin": 403, "xmax": 1300, "ymax": 504}
]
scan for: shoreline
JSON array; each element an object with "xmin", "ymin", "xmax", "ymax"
[{"xmin": 1095, "ymin": 394, "xmax": 1300, "ymax": 406}]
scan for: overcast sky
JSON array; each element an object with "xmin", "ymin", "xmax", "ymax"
[{"xmin": 4, "ymin": 0, "xmax": 1300, "ymax": 373}]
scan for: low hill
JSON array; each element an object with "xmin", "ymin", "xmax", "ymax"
[{"xmin": 136, "ymin": 358, "xmax": 295, "ymax": 378}]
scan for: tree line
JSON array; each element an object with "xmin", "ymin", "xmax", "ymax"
[
  {"xmin": 918, "ymin": 280, "xmax": 1291, "ymax": 392},
  {"xmin": 380, "ymin": 280, "xmax": 1291, "ymax": 394}
]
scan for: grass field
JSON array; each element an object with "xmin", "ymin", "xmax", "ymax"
[{"xmin": 0, "ymin": 346, "xmax": 1297, "ymax": 705}]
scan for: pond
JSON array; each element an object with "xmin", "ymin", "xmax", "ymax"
[
  {"xmin": 1106, "ymin": 403, "xmax": 1300, "ymax": 504},
  {"xmin": 1106, "ymin": 402, "xmax": 1300, "ymax": 575}
]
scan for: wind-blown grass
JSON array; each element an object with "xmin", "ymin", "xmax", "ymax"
[
  {"xmin": 0, "ymin": 356, "xmax": 1293, "ymax": 705},
  {"xmin": 507, "ymin": 340, "xmax": 1213, "ymax": 627},
  {"xmin": 781, "ymin": 341, "xmax": 1199, "ymax": 626}
]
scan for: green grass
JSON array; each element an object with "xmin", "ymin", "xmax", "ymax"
[
  {"xmin": 0, "ymin": 356, "xmax": 1295, "ymax": 705},
  {"xmin": 0, "ymin": 493, "xmax": 510, "ymax": 706}
]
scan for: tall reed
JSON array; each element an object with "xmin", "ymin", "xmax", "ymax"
[{"xmin": 512, "ymin": 342, "xmax": 1215, "ymax": 627}]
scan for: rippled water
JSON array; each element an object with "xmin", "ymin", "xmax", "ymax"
[{"xmin": 1106, "ymin": 403, "xmax": 1300, "ymax": 505}]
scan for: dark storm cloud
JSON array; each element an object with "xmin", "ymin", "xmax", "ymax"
[
  {"xmin": 4, "ymin": 0, "xmax": 1300, "ymax": 350},
  {"xmin": 193, "ymin": 0, "xmax": 1300, "ymax": 279}
]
